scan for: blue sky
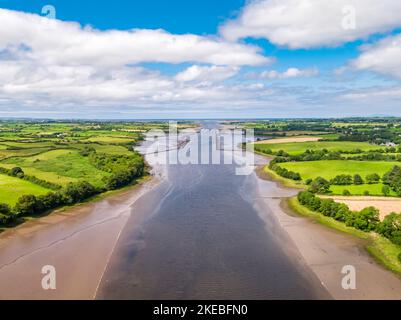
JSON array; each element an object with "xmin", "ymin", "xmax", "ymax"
[{"xmin": 0, "ymin": 0, "xmax": 401, "ymax": 119}]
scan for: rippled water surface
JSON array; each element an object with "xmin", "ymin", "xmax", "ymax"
[{"xmin": 96, "ymin": 122, "xmax": 330, "ymax": 299}]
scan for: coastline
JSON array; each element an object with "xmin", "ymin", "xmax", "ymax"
[
  {"xmin": 0, "ymin": 173, "xmax": 161, "ymax": 299},
  {"xmin": 253, "ymin": 154, "xmax": 401, "ymax": 299}
]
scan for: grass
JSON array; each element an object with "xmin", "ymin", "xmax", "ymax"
[
  {"xmin": 287, "ymin": 197, "xmax": 401, "ymax": 275},
  {"xmin": 85, "ymin": 136, "xmax": 135, "ymax": 143},
  {"xmin": 279, "ymin": 160, "xmax": 399, "ymax": 195},
  {"xmin": 0, "ymin": 163, "xmax": 77, "ymax": 186},
  {"xmin": 3, "ymin": 150, "xmax": 110, "ymax": 188},
  {"xmin": 0, "ymin": 174, "xmax": 51, "ymax": 205},
  {"xmin": 254, "ymin": 141, "xmax": 386, "ymax": 155},
  {"xmin": 330, "ymin": 183, "xmax": 397, "ymax": 196},
  {"xmin": 280, "ymin": 160, "xmax": 397, "ymax": 180},
  {"xmin": 72, "ymin": 143, "xmax": 133, "ymax": 155}
]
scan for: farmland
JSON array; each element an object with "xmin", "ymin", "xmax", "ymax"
[
  {"xmin": 0, "ymin": 120, "xmax": 193, "ymax": 227},
  {"xmin": 0, "ymin": 174, "xmax": 50, "ymax": 205}
]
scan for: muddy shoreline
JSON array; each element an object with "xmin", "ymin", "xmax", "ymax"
[
  {"xmin": 253, "ymin": 155, "xmax": 401, "ymax": 299},
  {"xmin": 0, "ymin": 175, "xmax": 161, "ymax": 299}
]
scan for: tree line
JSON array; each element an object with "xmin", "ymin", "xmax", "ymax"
[{"xmin": 297, "ymin": 191, "xmax": 401, "ymax": 262}]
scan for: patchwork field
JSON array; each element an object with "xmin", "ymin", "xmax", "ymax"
[{"xmin": 0, "ymin": 120, "xmax": 195, "ymax": 223}]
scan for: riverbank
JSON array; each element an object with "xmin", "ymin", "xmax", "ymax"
[
  {"xmin": 253, "ymin": 154, "xmax": 401, "ymax": 299},
  {"xmin": 0, "ymin": 173, "xmax": 161, "ymax": 299}
]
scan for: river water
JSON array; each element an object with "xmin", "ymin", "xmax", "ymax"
[{"xmin": 96, "ymin": 122, "xmax": 330, "ymax": 299}]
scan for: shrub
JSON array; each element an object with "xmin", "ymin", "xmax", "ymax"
[
  {"xmin": 305, "ymin": 178, "xmax": 313, "ymax": 185},
  {"xmin": 63, "ymin": 181, "xmax": 98, "ymax": 204},
  {"xmin": 10, "ymin": 167, "xmax": 24, "ymax": 177},
  {"xmin": 383, "ymin": 166, "xmax": 401, "ymax": 196},
  {"xmin": 366, "ymin": 173, "xmax": 381, "ymax": 184},
  {"xmin": 330, "ymin": 175, "xmax": 353, "ymax": 186},
  {"xmin": 309, "ymin": 177, "xmax": 331, "ymax": 194},
  {"xmin": 382, "ymin": 185, "xmax": 391, "ymax": 196},
  {"xmin": 14, "ymin": 195, "xmax": 43, "ymax": 217},
  {"xmin": 270, "ymin": 164, "xmax": 302, "ymax": 181},
  {"xmin": 343, "ymin": 189, "xmax": 351, "ymax": 196},
  {"xmin": 353, "ymin": 174, "xmax": 364, "ymax": 185},
  {"xmin": 376, "ymin": 213, "xmax": 401, "ymax": 245},
  {"xmin": 0, "ymin": 203, "xmax": 11, "ymax": 215},
  {"xmin": 345, "ymin": 207, "xmax": 380, "ymax": 232}
]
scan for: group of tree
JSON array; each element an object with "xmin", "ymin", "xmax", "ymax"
[
  {"xmin": 382, "ymin": 166, "xmax": 401, "ymax": 196},
  {"xmin": 329, "ymin": 173, "xmax": 381, "ymax": 186},
  {"xmin": 298, "ymin": 191, "xmax": 401, "ymax": 247},
  {"xmin": 269, "ymin": 162, "xmax": 301, "ymax": 181}
]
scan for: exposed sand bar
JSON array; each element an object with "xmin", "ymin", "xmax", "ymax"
[
  {"xmin": 254, "ymin": 156, "xmax": 401, "ymax": 299},
  {"xmin": 0, "ymin": 177, "xmax": 160, "ymax": 299}
]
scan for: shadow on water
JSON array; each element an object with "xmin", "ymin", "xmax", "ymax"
[{"xmin": 96, "ymin": 121, "xmax": 330, "ymax": 299}]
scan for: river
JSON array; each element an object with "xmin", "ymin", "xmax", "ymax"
[{"xmin": 96, "ymin": 121, "xmax": 330, "ymax": 299}]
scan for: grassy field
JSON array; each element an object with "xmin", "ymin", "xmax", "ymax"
[
  {"xmin": 330, "ymin": 184, "xmax": 397, "ymax": 196},
  {"xmin": 255, "ymin": 141, "xmax": 386, "ymax": 155},
  {"xmin": 0, "ymin": 174, "xmax": 51, "ymax": 205},
  {"xmin": 3, "ymin": 149, "xmax": 110, "ymax": 187},
  {"xmin": 280, "ymin": 160, "xmax": 398, "ymax": 180},
  {"xmin": 279, "ymin": 160, "xmax": 399, "ymax": 195}
]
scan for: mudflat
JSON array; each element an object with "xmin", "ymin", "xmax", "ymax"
[{"xmin": 0, "ymin": 178, "xmax": 158, "ymax": 299}]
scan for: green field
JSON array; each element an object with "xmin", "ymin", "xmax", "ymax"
[
  {"xmin": 280, "ymin": 160, "xmax": 399, "ymax": 195},
  {"xmin": 0, "ymin": 120, "xmax": 191, "ymax": 224},
  {"xmin": 330, "ymin": 184, "xmax": 397, "ymax": 196},
  {"xmin": 280, "ymin": 160, "xmax": 398, "ymax": 180},
  {"xmin": 3, "ymin": 149, "xmax": 110, "ymax": 187},
  {"xmin": 0, "ymin": 174, "xmax": 51, "ymax": 206},
  {"xmin": 255, "ymin": 141, "xmax": 386, "ymax": 155}
]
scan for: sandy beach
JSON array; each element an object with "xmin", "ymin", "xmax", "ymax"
[{"xmin": 0, "ymin": 177, "xmax": 160, "ymax": 299}]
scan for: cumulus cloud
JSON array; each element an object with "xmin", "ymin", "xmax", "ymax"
[
  {"xmin": 220, "ymin": 0, "xmax": 401, "ymax": 48},
  {"xmin": 253, "ymin": 67, "xmax": 319, "ymax": 79},
  {"xmin": 351, "ymin": 34, "xmax": 401, "ymax": 78},
  {"xmin": 0, "ymin": 9, "xmax": 269, "ymax": 67},
  {"xmin": 0, "ymin": 8, "xmax": 274, "ymax": 109},
  {"xmin": 175, "ymin": 65, "xmax": 239, "ymax": 82}
]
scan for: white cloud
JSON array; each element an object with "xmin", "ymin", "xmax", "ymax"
[
  {"xmin": 0, "ymin": 8, "xmax": 269, "ymax": 67},
  {"xmin": 175, "ymin": 65, "xmax": 239, "ymax": 82},
  {"xmin": 256, "ymin": 67, "xmax": 319, "ymax": 79},
  {"xmin": 0, "ymin": 8, "xmax": 275, "ymax": 109},
  {"xmin": 351, "ymin": 34, "xmax": 401, "ymax": 77},
  {"xmin": 220, "ymin": 0, "xmax": 401, "ymax": 48}
]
